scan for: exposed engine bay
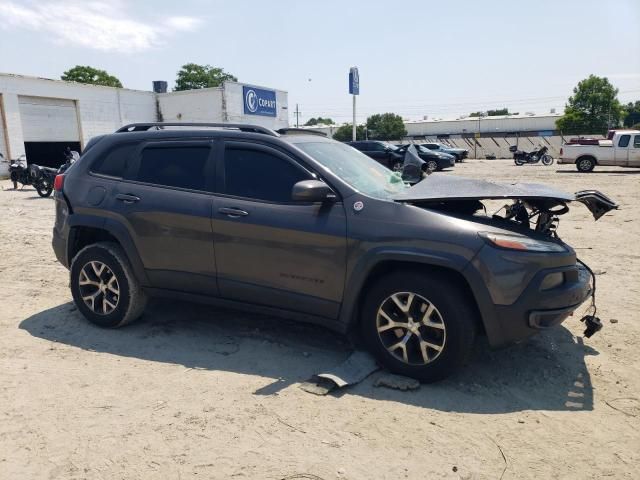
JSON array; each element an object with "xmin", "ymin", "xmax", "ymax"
[{"xmin": 392, "ymin": 174, "xmax": 618, "ymax": 238}]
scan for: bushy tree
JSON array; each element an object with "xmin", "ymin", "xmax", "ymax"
[
  {"xmin": 332, "ymin": 124, "xmax": 366, "ymax": 141},
  {"xmin": 174, "ymin": 63, "xmax": 237, "ymax": 91},
  {"xmin": 61, "ymin": 65, "xmax": 122, "ymax": 88},
  {"xmin": 556, "ymin": 75, "xmax": 623, "ymax": 134},
  {"xmin": 304, "ymin": 117, "xmax": 335, "ymax": 126},
  {"xmin": 366, "ymin": 113, "xmax": 407, "ymax": 140},
  {"xmin": 623, "ymin": 101, "xmax": 640, "ymax": 127}
]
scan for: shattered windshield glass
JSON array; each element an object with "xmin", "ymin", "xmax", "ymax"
[{"xmin": 296, "ymin": 142, "xmax": 408, "ymax": 200}]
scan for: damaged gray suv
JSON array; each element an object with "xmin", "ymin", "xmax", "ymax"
[{"xmin": 52, "ymin": 123, "xmax": 617, "ymax": 382}]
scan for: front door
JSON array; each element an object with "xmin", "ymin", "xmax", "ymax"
[
  {"xmin": 629, "ymin": 134, "xmax": 640, "ymax": 167},
  {"xmin": 113, "ymin": 140, "xmax": 218, "ymax": 295},
  {"xmin": 212, "ymin": 140, "xmax": 347, "ymax": 319},
  {"xmin": 614, "ymin": 134, "xmax": 630, "ymax": 165}
]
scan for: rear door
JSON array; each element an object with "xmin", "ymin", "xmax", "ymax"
[
  {"xmin": 112, "ymin": 140, "xmax": 218, "ymax": 295},
  {"xmin": 614, "ymin": 134, "xmax": 631, "ymax": 165},
  {"xmin": 212, "ymin": 140, "xmax": 347, "ymax": 319}
]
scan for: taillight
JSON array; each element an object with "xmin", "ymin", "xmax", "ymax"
[{"xmin": 54, "ymin": 174, "xmax": 65, "ymax": 191}]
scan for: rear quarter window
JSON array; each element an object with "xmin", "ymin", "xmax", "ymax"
[{"xmin": 91, "ymin": 143, "xmax": 137, "ymax": 178}]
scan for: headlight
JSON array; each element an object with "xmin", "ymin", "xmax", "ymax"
[{"xmin": 479, "ymin": 232, "xmax": 566, "ymax": 253}]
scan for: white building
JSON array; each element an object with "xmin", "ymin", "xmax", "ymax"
[{"xmin": 0, "ymin": 73, "xmax": 288, "ymax": 173}]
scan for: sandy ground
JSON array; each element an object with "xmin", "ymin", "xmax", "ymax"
[{"xmin": 1, "ymin": 160, "xmax": 639, "ymax": 480}]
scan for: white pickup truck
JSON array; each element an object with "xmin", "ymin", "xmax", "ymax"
[{"xmin": 559, "ymin": 130, "xmax": 640, "ymax": 172}]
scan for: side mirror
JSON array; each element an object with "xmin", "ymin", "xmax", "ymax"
[
  {"xmin": 384, "ymin": 146, "xmax": 391, "ymax": 152},
  {"xmin": 291, "ymin": 180, "xmax": 337, "ymax": 203}
]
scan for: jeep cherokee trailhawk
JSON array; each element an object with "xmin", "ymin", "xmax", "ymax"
[{"xmin": 52, "ymin": 123, "xmax": 616, "ymax": 382}]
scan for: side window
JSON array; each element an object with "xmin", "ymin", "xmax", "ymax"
[
  {"xmin": 425, "ymin": 144, "xmax": 437, "ymax": 150},
  {"xmin": 135, "ymin": 146, "xmax": 210, "ymax": 191},
  {"xmin": 91, "ymin": 143, "xmax": 137, "ymax": 177},
  {"xmin": 618, "ymin": 135, "xmax": 630, "ymax": 148},
  {"xmin": 369, "ymin": 143, "xmax": 384, "ymax": 152},
  {"xmin": 634, "ymin": 135, "xmax": 640, "ymax": 148},
  {"xmin": 224, "ymin": 147, "xmax": 309, "ymax": 202}
]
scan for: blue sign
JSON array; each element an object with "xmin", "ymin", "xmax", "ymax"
[
  {"xmin": 243, "ymin": 86, "xmax": 277, "ymax": 117},
  {"xmin": 349, "ymin": 67, "xmax": 359, "ymax": 95}
]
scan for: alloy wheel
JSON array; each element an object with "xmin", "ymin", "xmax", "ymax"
[
  {"xmin": 376, "ymin": 292, "xmax": 446, "ymax": 365},
  {"xmin": 78, "ymin": 261, "xmax": 120, "ymax": 315}
]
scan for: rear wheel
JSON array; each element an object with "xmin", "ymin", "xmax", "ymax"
[
  {"xmin": 360, "ymin": 271, "xmax": 477, "ymax": 382},
  {"xmin": 36, "ymin": 180, "xmax": 53, "ymax": 197},
  {"xmin": 10, "ymin": 171, "xmax": 18, "ymax": 189},
  {"xmin": 576, "ymin": 157, "xmax": 595, "ymax": 172},
  {"xmin": 70, "ymin": 242, "xmax": 147, "ymax": 328},
  {"xmin": 514, "ymin": 158, "xmax": 525, "ymax": 166},
  {"xmin": 542, "ymin": 154, "xmax": 554, "ymax": 166},
  {"xmin": 426, "ymin": 160, "xmax": 439, "ymax": 172}
]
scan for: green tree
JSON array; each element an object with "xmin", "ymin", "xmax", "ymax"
[
  {"xmin": 174, "ymin": 63, "xmax": 237, "ymax": 91},
  {"xmin": 623, "ymin": 101, "xmax": 640, "ymax": 127},
  {"xmin": 556, "ymin": 75, "xmax": 623, "ymax": 134},
  {"xmin": 366, "ymin": 113, "xmax": 407, "ymax": 140},
  {"xmin": 332, "ymin": 124, "xmax": 366, "ymax": 141},
  {"xmin": 61, "ymin": 65, "xmax": 122, "ymax": 88},
  {"xmin": 304, "ymin": 117, "xmax": 335, "ymax": 126}
]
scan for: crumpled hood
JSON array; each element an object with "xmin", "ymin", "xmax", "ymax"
[{"xmin": 392, "ymin": 174, "xmax": 618, "ymax": 220}]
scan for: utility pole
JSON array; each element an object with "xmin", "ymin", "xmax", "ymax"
[{"xmin": 294, "ymin": 104, "xmax": 301, "ymax": 128}]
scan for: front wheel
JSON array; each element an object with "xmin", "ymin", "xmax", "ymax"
[
  {"xmin": 36, "ymin": 180, "xmax": 53, "ymax": 197},
  {"xmin": 10, "ymin": 171, "xmax": 18, "ymax": 189},
  {"xmin": 70, "ymin": 242, "xmax": 147, "ymax": 328},
  {"xmin": 360, "ymin": 271, "xmax": 477, "ymax": 383},
  {"xmin": 542, "ymin": 154, "xmax": 554, "ymax": 166}
]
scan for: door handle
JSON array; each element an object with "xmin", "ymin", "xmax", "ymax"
[
  {"xmin": 116, "ymin": 193, "xmax": 141, "ymax": 204},
  {"xmin": 218, "ymin": 207, "xmax": 249, "ymax": 218}
]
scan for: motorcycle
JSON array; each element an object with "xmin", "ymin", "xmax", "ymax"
[
  {"xmin": 510, "ymin": 145, "xmax": 554, "ymax": 166},
  {"xmin": 9, "ymin": 154, "xmax": 58, "ymax": 197}
]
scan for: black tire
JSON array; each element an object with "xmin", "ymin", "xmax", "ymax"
[
  {"xmin": 10, "ymin": 171, "xmax": 18, "ymax": 189},
  {"xmin": 36, "ymin": 180, "xmax": 53, "ymax": 197},
  {"xmin": 576, "ymin": 157, "xmax": 595, "ymax": 172},
  {"xmin": 542, "ymin": 154, "xmax": 554, "ymax": 166},
  {"xmin": 70, "ymin": 242, "xmax": 147, "ymax": 328},
  {"xmin": 360, "ymin": 271, "xmax": 477, "ymax": 383},
  {"xmin": 514, "ymin": 158, "xmax": 525, "ymax": 166},
  {"xmin": 427, "ymin": 160, "xmax": 439, "ymax": 172}
]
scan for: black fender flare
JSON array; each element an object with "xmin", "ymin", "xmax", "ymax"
[
  {"xmin": 67, "ymin": 215, "xmax": 149, "ymax": 286},
  {"xmin": 338, "ymin": 247, "xmax": 474, "ymax": 331}
]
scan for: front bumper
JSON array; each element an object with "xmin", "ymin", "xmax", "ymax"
[{"xmin": 464, "ymin": 247, "xmax": 593, "ymax": 347}]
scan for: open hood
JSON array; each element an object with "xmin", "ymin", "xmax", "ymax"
[{"xmin": 392, "ymin": 175, "xmax": 617, "ymax": 220}]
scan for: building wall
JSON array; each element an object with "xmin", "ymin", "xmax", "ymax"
[
  {"xmin": 404, "ymin": 115, "xmax": 562, "ymax": 137},
  {"xmin": 157, "ymin": 88, "xmax": 224, "ymax": 123},
  {"xmin": 222, "ymin": 82, "xmax": 289, "ymax": 129}
]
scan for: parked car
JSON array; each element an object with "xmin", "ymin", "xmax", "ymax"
[
  {"xmin": 346, "ymin": 140, "xmax": 404, "ymax": 170},
  {"xmin": 395, "ymin": 144, "xmax": 455, "ymax": 171},
  {"xmin": 558, "ymin": 130, "xmax": 640, "ymax": 172},
  {"xmin": 52, "ymin": 122, "xmax": 616, "ymax": 382},
  {"xmin": 421, "ymin": 142, "xmax": 468, "ymax": 161}
]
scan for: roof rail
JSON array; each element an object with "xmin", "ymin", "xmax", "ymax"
[
  {"xmin": 115, "ymin": 122, "xmax": 279, "ymax": 137},
  {"xmin": 276, "ymin": 128, "xmax": 327, "ymax": 137}
]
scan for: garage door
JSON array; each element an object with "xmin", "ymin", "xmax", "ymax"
[{"xmin": 19, "ymin": 96, "xmax": 80, "ymax": 142}]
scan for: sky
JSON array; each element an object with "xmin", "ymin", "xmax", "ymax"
[{"xmin": 0, "ymin": 0, "xmax": 639, "ymax": 124}]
